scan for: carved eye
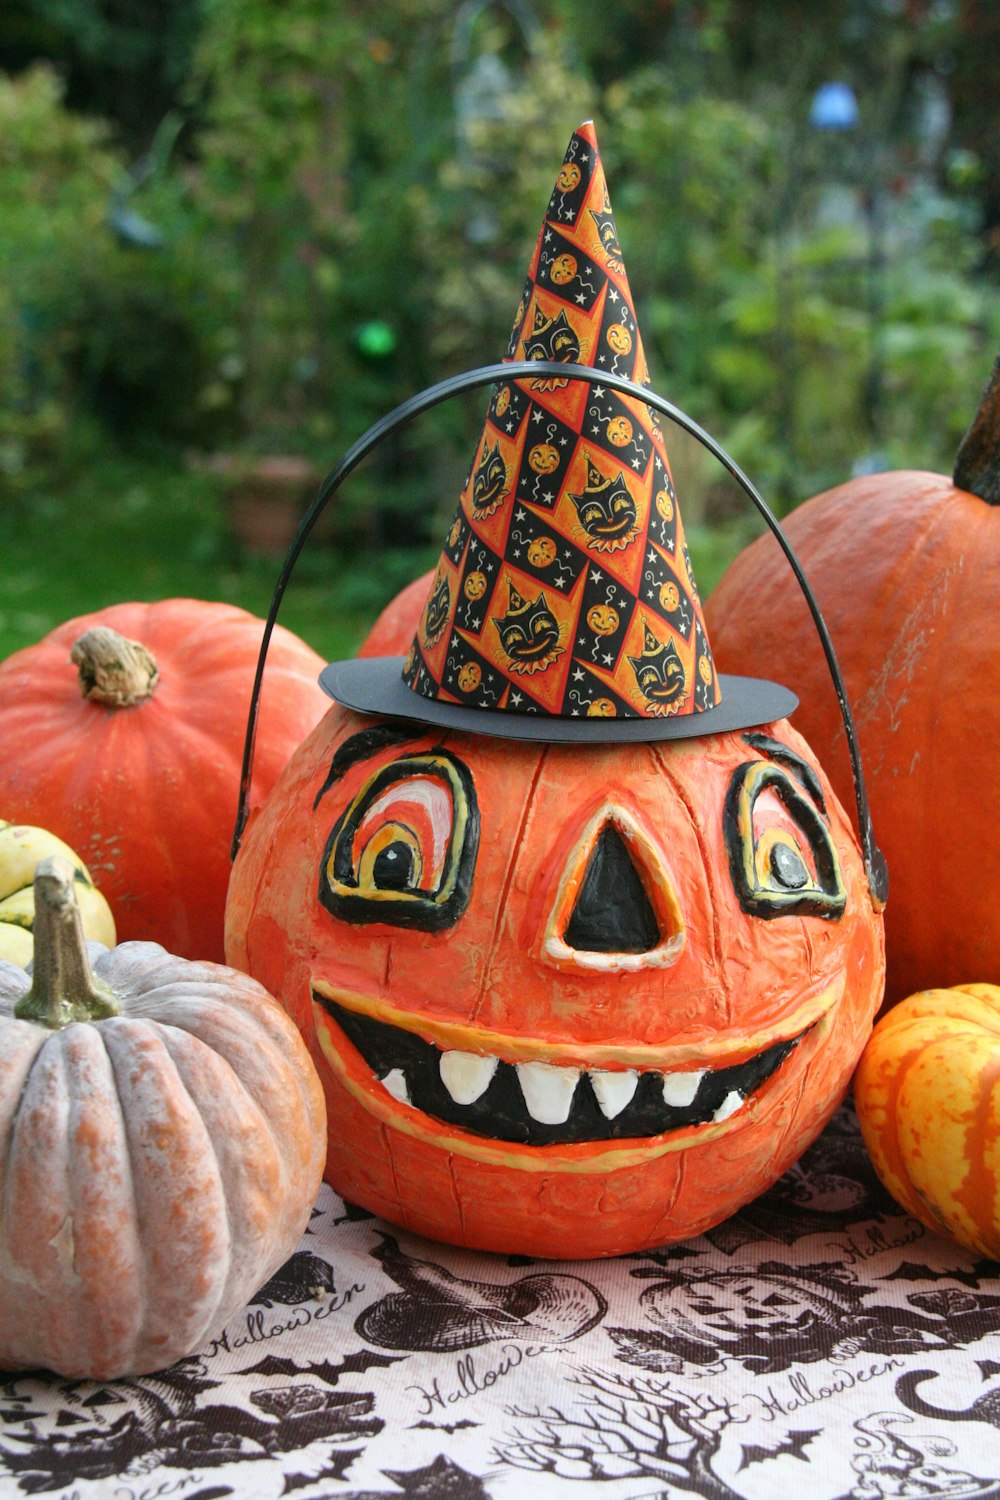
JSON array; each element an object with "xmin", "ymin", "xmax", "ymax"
[
  {"xmin": 321, "ymin": 753, "xmax": 479, "ymax": 930},
  {"xmin": 724, "ymin": 761, "xmax": 845, "ymax": 920}
]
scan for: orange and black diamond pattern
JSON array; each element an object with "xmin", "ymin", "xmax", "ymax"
[{"xmin": 402, "ymin": 120, "xmax": 721, "ymax": 722}]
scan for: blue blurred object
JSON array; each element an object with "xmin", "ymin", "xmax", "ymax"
[
  {"xmin": 107, "ymin": 113, "xmax": 183, "ymax": 250},
  {"xmin": 809, "ymin": 82, "xmax": 859, "ymax": 131},
  {"xmin": 108, "ymin": 201, "xmax": 165, "ymax": 250}
]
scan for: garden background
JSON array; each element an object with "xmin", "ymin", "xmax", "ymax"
[{"xmin": 2, "ymin": 0, "xmax": 997, "ymax": 664}]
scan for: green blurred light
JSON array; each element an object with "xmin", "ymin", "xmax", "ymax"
[{"xmin": 357, "ymin": 320, "xmax": 397, "ymax": 359}]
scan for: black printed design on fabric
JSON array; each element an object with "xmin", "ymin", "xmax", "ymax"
[
  {"xmin": 355, "ymin": 1233, "xmax": 606, "ymax": 1352},
  {"xmin": 0, "ymin": 1358, "xmax": 383, "ymax": 1493}
]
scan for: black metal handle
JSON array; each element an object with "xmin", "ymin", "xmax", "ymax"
[{"xmin": 231, "ymin": 359, "xmax": 888, "ymax": 909}]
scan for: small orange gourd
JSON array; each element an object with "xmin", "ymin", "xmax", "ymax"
[
  {"xmin": 0, "ymin": 858, "xmax": 326, "ymax": 1379},
  {"xmin": 854, "ymin": 983, "xmax": 1000, "ymax": 1258}
]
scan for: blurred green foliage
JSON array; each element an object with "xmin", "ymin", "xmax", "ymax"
[{"xmin": 0, "ymin": 0, "xmax": 998, "ymax": 658}]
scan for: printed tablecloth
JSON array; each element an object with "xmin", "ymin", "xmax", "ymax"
[{"xmin": 2, "ymin": 1100, "xmax": 998, "ymax": 1500}]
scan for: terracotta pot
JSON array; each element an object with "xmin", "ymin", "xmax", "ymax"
[{"xmin": 214, "ymin": 454, "xmax": 321, "ymax": 557}]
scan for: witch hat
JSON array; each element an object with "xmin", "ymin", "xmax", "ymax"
[{"xmin": 322, "ymin": 120, "xmax": 794, "ymax": 743}]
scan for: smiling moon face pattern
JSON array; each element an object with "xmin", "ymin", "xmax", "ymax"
[{"xmin": 403, "ymin": 120, "xmax": 720, "ymax": 723}]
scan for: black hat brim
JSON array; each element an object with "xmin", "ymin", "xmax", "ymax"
[{"xmin": 320, "ymin": 657, "xmax": 797, "ymax": 744}]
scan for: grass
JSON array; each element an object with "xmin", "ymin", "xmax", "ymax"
[
  {"xmin": 1, "ymin": 454, "xmax": 438, "ymax": 664},
  {"xmin": 1, "ymin": 452, "xmax": 755, "ymax": 666}
]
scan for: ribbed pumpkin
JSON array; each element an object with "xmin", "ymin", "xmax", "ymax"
[
  {"xmin": 705, "ymin": 355, "xmax": 1000, "ymax": 1007},
  {"xmin": 226, "ymin": 703, "xmax": 884, "ymax": 1258},
  {"xmin": 0, "ymin": 818, "xmax": 115, "ymax": 966},
  {"xmin": 0, "ymin": 858, "xmax": 326, "ymax": 1379},
  {"xmin": 854, "ymin": 983, "xmax": 1000, "ymax": 1258},
  {"xmin": 0, "ymin": 599, "xmax": 329, "ymax": 961}
]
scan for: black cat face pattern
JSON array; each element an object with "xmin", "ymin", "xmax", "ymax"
[{"xmin": 402, "ymin": 120, "xmax": 721, "ymax": 723}]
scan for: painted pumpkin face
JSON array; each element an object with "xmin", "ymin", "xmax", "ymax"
[
  {"xmin": 528, "ymin": 444, "xmax": 560, "ymax": 475},
  {"xmin": 606, "ymin": 323, "xmax": 632, "ymax": 355},
  {"xmin": 606, "ymin": 416, "xmax": 633, "ymax": 447},
  {"xmin": 550, "ymin": 253, "xmax": 577, "ymax": 285},
  {"xmin": 656, "ymin": 488, "xmax": 674, "ymax": 522},
  {"xmin": 557, "ymin": 163, "xmax": 581, "ymax": 192},
  {"xmin": 226, "ymin": 711, "xmax": 884, "ymax": 1257},
  {"xmin": 587, "ymin": 604, "xmax": 620, "ymax": 636},
  {"xmin": 527, "ymin": 536, "xmax": 557, "ymax": 568},
  {"xmin": 464, "ymin": 571, "xmax": 487, "ymax": 601}
]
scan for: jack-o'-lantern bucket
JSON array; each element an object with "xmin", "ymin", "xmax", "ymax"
[{"xmin": 226, "ymin": 121, "xmax": 887, "ymax": 1258}]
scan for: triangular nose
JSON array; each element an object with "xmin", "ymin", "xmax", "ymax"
[{"xmin": 563, "ymin": 825, "xmax": 660, "ymax": 954}]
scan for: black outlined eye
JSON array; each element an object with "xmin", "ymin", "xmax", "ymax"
[
  {"xmin": 321, "ymin": 752, "xmax": 479, "ymax": 930},
  {"xmin": 724, "ymin": 760, "xmax": 845, "ymax": 920}
]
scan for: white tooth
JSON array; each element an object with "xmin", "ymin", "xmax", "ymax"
[
  {"xmin": 590, "ymin": 1068, "xmax": 639, "ymax": 1119},
  {"xmin": 661, "ymin": 1069, "xmax": 706, "ymax": 1108},
  {"xmin": 379, "ymin": 1068, "xmax": 410, "ymax": 1104},
  {"xmin": 713, "ymin": 1090, "xmax": 744, "ymax": 1122},
  {"xmin": 515, "ymin": 1061, "xmax": 581, "ymax": 1124},
  {"xmin": 439, "ymin": 1050, "xmax": 498, "ymax": 1105}
]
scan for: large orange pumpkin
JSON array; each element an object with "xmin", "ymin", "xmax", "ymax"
[
  {"xmin": 225, "ymin": 705, "xmax": 884, "ymax": 1257},
  {"xmin": 705, "ymin": 357, "xmax": 1000, "ymax": 1007},
  {"xmin": 0, "ymin": 599, "xmax": 329, "ymax": 962},
  {"xmin": 854, "ymin": 983, "xmax": 1000, "ymax": 1258}
]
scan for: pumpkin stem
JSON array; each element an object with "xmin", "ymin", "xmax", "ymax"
[
  {"xmin": 71, "ymin": 625, "xmax": 159, "ymax": 707},
  {"xmin": 953, "ymin": 352, "xmax": 1000, "ymax": 505},
  {"xmin": 14, "ymin": 858, "xmax": 119, "ymax": 1029}
]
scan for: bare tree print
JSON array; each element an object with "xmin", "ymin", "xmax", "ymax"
[{"xmin": 498, "ymin": 1365, "xmax": 743, "ymax": 1498}]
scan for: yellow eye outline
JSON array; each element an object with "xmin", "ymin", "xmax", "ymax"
[
  {"xmin": 725, "ymin": 760, "xmax": 845, "ymax": 920},
  {"xmin": 321, "ymin": 752, "xmax": 479, "ymax": 932}
]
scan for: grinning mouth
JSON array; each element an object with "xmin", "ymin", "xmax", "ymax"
[{"xmin": 313, "ymin": 992, "xmax": 806, "ymax": 1148}]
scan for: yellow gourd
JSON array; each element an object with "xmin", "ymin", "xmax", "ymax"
[
  {"xmin": 0, "ymin": 819, "xmax": 116, "ymax": 966},
  {"xmin": 854, "ymin": 983, "xmax": 1000, "ymax": 1258}
]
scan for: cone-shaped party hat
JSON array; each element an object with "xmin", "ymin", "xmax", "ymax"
[{"xmin": 323, "ymin": 121, "xmax": 795, "ymax": 741}]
